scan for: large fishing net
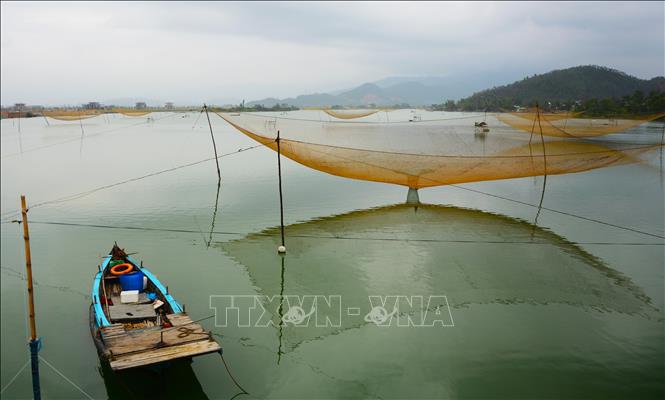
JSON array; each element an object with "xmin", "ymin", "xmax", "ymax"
[
  {"xmin": 217, "ymin": 111, "xmax": 663, "ymax": 189},
  {"xmin": 113, "ymin": 109, "xmax": 153, "ymax": 117},
  {"xmin": 498, "ymin": 111, "xmax": 665, "ymax": 138},
  {"xmin": 43, "ymin": 110, "xmax": 103, "ymax": 121},
  {"xmin": 321, "ymin": 109, "xmax": 380, "ymax": 119}
]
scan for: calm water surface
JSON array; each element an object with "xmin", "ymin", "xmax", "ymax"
[{"xmin": 1, "ymin": 111, "xmax": 663, "ymax": 399}]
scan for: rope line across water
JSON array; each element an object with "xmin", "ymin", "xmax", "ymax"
[
  {"xmin": 0, "ymin": 143, "xmax": 266, "ymax": 221},
  {"xmin": 14, "ymin": 220, "xmax": 665, "ymax": 246},
  {"xmin": 447, "ymin": 184, "xmax": 665, "ymax": 240},
  {"xmin": 0, "ymin": 359, "xmax": 30, "ymax": 395},
  {"xmin": 38, "ymin": 356, "xmax": 95, "ymax": 400}
]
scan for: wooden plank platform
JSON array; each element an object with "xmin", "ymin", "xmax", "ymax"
[
  {"xmin": 101, "ymin": 323, "xmax": 126, "ymax": 340},
  {"xmin": 100, "ymin": 312, "xmax": 221, "ymax": 370},
  {"xmin": 110, "ymin": 340, "xmax": 221, "ymax": 370}
]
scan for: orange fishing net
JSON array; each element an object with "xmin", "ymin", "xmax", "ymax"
[
  {"xmin": 43, "ymin": 110, "xmax": 102, "ymax": 121},
  {"xmin": 113, "ymin": 109, "xmax": 152, "ymax": 117},
  {"xmin": 322, "ymin": 109, "xmax": 380, "ymax": 119},
  {"xmin": 498, "ymin": 111, "xmax": 665, "ymax": 138},
  {"xmin": 218, "ymin": 112, "xmax": 662, "ymax": 189}
]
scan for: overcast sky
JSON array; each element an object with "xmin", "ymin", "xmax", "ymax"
[{"xmin": 1, "ymin": 1, "xmax": 663, "ymax": 106}]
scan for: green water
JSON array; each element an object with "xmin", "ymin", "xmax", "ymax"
[{"xmin": 1, "ymin": 111, "xmax": 664, "ymax": 399}]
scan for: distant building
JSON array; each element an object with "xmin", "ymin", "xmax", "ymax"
[
  {"xmin": 85, "ymin": 102, "xmax": 101, "ymax": 109},
  {"xmin": 165, "ymin": 102, "xmax": 174, "ymax": 110},
  {"xmin": 135, "ymin": 102, "xmax": 147, "ymax": 110}
]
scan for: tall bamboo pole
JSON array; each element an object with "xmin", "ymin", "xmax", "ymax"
[
  {"xmin": 203, "ymin": 104, "xmax": 221, "ymax": 183},
  {"xmin": 21, "ymin": 195, "xmax": 41, "ymax": 400},
  {"xmin": 276, "ymin": 130, "xmax": 286, "ymax": 253},
  {"xmin": 21, "ymin": 195, "xmax": 37, "ymax": 341}
]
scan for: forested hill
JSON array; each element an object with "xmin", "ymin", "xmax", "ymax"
[{"xmin": 454, "ymin": 65, "xmax": 665, "ymax": 111}]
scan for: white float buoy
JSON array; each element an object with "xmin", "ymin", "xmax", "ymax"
[{"xmin": 278, "ymin": 245, "xmax": 287, "ymax": 254}]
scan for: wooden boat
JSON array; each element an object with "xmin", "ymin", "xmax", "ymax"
[{"xmin": 90, "ymin": 244, "xmax": 221, "ymax": 370}]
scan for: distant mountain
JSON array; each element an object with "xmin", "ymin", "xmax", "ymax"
[
  {"xmin": 456, "ymin": 65, "xmax": 665, "ymax": 110},
  {"xmin": 248, "ymin": 92, "xmax": 339, "ymax": 108},
  {"xmin": 248, "ymin": 81, "xmax": 448, "ymax": 107},
  {"xmin": 247, "ymin": 66, "xmax": 664, "ymax": 109},
  {"xmin": 247, "ymin": 71, "xmax": 523, "ymax": 107}
]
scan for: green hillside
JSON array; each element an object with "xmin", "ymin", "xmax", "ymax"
[{"xmin": 449, "ymin": 65, "xmax": 665, "ymax": 112}]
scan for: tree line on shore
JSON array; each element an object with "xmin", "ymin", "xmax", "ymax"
[{"xmin": 432, "ymin": 89, "xmax": 665, "ymax": 117}]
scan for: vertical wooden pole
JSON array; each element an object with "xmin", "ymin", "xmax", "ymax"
[
  {"xmin": 78, "ymin": 109, "xmax": 85, "ymax": 135},
  {"xmin": 528, "ymin": 108, "xmax": 537, "ymax": 146},
  {"xmin": 21, "ymin": 195, "xmax": 41, "ymax": 400},
  {"xmin": 204, "ymin": 104, "xmax": 221, "ymax": 183},
  {"xmin": 276, "ymin": 131, "xmax": 286, "ymax": 253},
  {"xmin": 78, "ymin": 110, "xmax": 85, "ymax": 156},
  {"xmin": 536, "ymin": 104, "xmax": 548, "ymax": 175},
  {"xmin": 534, "ymin": 105, "xmax": 548, "ymax": 226},
  {"xmin": 21, "ymin": 195, "xmax": 37, "ymax": 341}
]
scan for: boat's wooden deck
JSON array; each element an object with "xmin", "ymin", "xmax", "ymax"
[{"xmin": 100, "ymin": 312, "xmax": 221, "ymax": 370}]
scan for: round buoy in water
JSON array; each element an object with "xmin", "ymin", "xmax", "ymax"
[{"xmin": 278, "ymin": 245, "xmax": 287, "ymax": 254}]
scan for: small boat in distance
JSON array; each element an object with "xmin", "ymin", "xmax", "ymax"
[
  {"xmin": 474, "ymin": 121, "xmax": 490, "ymax": 133},
  {"xmin": 90, "ymin": 244, "xmax": 221, "ymax": 371}
]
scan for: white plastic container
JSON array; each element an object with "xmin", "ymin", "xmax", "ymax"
[{"xmin": 120, "ymin": 290, "xmax": 139, "ymax": 303}]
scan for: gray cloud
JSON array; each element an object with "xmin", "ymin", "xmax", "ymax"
[{"xmin": 1, "ymin": 1, "xmax": 663, "ymax": 106}]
